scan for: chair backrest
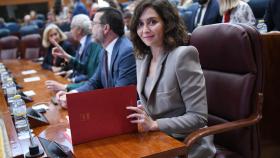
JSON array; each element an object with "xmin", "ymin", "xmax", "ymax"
[
  {"xmin": 5, "ymin": 22, "xmax": 20, "ymax": 34},
  {"xmin": 0, "ymin": 28, "xmax": 10, "ymax": 38},
  {"xmin": 19, "ymin": 25, "xmax": 39, "ymax": 37},
  {"xmin": 0, "ymin": 35, "xmax": 19, "ymax": 59},
  {"xmin": 37, "ymin": 13, "xmax": 45, "ymax": 21},
  {"xmin": 31, "ymin": 19, "xmax": 45, "ymax": 29},
  {"xmin": 190, "ymin": 23, "xmax": 263, "ymax": 158},
  {"xmin": 20, "ymin": 34, "xmax": 41, "ymax": 59}
]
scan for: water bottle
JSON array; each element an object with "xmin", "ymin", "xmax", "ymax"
[
  {"xmin": 257, "ymin": 20, "xmax": 267, "ymax": 34},
  {"xmin": 0, "ymin": 71, "xmax": 9, "ymax": 84},
  {"xmin": 0, "ymin": 63, "xmax": 6, "ymax": 74},
  {"xmin": 12, "ymin": 95, "xmax": 30, "ymax": 139},
  {"xmin": 4, "ymin": 78, "xmax": 17, "ymax": 98}
]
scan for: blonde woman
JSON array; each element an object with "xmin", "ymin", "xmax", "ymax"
[
  {"xmin": 219, "ymin": 0, "xmax": 256, "ymax": 26},
  {"xmin": 42, "ymin": 23, "xmax": 75, "ymax": 72}
]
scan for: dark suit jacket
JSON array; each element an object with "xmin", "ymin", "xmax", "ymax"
[
  {"xmin": 185, "ymin": 0, "xmax": 222, "ymax": 32},
  {"xmin": 42, "ymin": 40, "xmax": 75, "ymax": 70},
  {"xmin": 264, "ymin": 0, "xmax": 280, "ymax": 31},
  {"xmin": 75, "ymin": 36, "xmax": 136, "ymax": 92}
]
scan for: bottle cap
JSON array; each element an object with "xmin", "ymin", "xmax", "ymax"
[{"xmin": 13, "ymin": 95, "xmax": 21, "ymax": 99}]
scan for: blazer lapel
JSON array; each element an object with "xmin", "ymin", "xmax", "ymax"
[
  {"xmin": 110, "ymin": 37, "xmax": 121, "ymax": 74},
  {"xmin": 79, "ymin": 35, "xmax": 91, "ymax": 61},
  {"xmin": 146, "ymin": 52, "xmax": 169, "ymax": 101},
  {"xmin": 137, "ymin": 54, "xmax": 151, "ymax": 103}
]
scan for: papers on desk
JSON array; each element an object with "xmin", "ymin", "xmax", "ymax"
[
  {"xmin": 32, "ymin": 104, "xmax": 49, "ymax": 110},
  {"xmin": 21, "ymin": 70, "xmax": 37, "ymax": 75},
  {"xmin": 23, "ymin": 76, "xmax": 40, "ymax": 82},
  {"xmin": 23, "ymin": 90, "xmax": 36, "ymax": 97}
]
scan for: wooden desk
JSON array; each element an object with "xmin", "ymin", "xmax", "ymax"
[
  {"xmin": 261, "ymin": 33, "xmax": 280, "ymax": 142},
  {"xmin": 0, "ymin": 59, "xmax": 187, "ymax": 158}
]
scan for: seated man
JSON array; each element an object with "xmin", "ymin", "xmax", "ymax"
[
  {"xmin": 45, "ymin": 14, "xmax": 102, "ymax": 92},
  {"xmin": 56, "ymin": 7, "xmax": 137, "ymax": 108},
  {"xmin": 185, "ymin": 0, "xmax": 222, "ymax": 32},
  {"xmin": 265, "ymin": 0, "xmax": 280, "ymax": 32}
]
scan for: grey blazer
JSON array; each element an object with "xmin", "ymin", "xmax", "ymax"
[{"xmin": 137, "ymin": 46, "xmax": 216, "ymax": 158}]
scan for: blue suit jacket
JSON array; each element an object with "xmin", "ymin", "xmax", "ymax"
[
  {"xmin": 185, "ymin": 0, "xmax": 222, "ymax": 32},
  {"xmin": 76, "ymin": 36, "xmax": 136, "ymax": 92},
  {"xmin": 71, "ymin": 34, "xmax": 94, "ymax": 83},
  {"xmin": 73, "ymin": 1, "xmax": 89, "ymax": 16}
]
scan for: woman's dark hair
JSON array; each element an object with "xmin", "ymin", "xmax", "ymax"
[{"xmin": 130, "ymin": 0, "xmax": 189, "ymax": 59}]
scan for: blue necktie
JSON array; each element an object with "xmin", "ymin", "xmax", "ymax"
[{"xmin": 103, "ymin": 50, "xmax": 109, "ymax": 87}]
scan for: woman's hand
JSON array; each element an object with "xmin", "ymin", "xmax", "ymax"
[
  {"xmin": 126, "ymin": 104, "xmax": 159, "ymax": 132},
  {"xmin": 56, "ymin": 91, "xmax": 68, "ymax": 109}
]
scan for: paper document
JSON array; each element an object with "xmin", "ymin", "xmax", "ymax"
[
  {"xmin": 23, "ymin": 90, "xmax": 36, "ymax": 97},
  {"xmin": 21, "ymin": 70, "xmax": 37, "ymax": 75},
  {"xmin": 24, "ymin": 76, "xmax": 40, "ymax": 82},
  {"xmin": 32, "ymin": 104, "xmax": 49, "ymax": 110}
]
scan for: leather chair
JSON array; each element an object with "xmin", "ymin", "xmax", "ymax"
[
  {"xmin": 185, "ymin": 23, "xmax": 264, "ymax": 158},
  {"xmin": 20, "ymin": 34, "xmax": 41, "ymax": 59},
  {"xmin": 0, "ymin": 35, "xmax": 19, "ymax": 59}
]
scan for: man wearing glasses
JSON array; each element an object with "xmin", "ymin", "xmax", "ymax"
[{"xmin": 56, "ymin": 7, "xmax": 137, "ymax": 108}]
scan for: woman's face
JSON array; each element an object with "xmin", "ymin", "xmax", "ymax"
[
  {"xmin": 48, "ymin": 29, "xmax": 60, "ymax": 43},
  {"xmin": 137, "ymin": 7, "xmax": 164, "ymax": 49}
]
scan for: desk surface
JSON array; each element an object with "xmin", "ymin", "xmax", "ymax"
[{"xmin": 0, "ymin": 59, "xmax": 187, "ymax": 158}]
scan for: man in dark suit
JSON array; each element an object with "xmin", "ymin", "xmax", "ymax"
[
  {"xmin": 264, "ymin": 0, "xmax": 280, "ymax": 32},
  {"xmin": 184, "ymin": 0, "xmax": 221, "ymax": 32},
  {"xmin": 56, "ymin": 7, "xmax": 137, "ymax": 108}
]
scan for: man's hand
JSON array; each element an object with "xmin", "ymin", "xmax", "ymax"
[
  {"xmin": 45, "ymin": 80, "xmax": 67, "ymax": 92},
  {"xmin": 50, "ymin": 38, "xmax": 71, "ymax": 61}
]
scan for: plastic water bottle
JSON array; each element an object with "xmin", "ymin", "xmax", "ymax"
[
  {"xmin": 257, "ymin": 20, "xmax": 267, "ymax": 34},
  {"xmin": 4, "ymin": 78, "xmax": 17, "ymax": 98},
  {"xmin": 12, "ymin": 95, "xmax": 30, "ymax": 139},
  {"xmin": 0, "ymin": 71, "xmax": 9, "ymax": 84}
]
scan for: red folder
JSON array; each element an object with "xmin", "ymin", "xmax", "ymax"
[{"xmin": 66, "ymin": 85, "xmax": 137, "ymax": 145}]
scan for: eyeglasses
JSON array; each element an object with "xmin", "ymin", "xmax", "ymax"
[{"xmin": 92, "ymin": 21, "xmax": 104, "ymax": 26}]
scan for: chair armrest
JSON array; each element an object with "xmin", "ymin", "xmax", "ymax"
[{"xmin": 183, "ymin": 93, "xmax": 263, "ymax": 156}]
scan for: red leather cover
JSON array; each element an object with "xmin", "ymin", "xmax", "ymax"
[{"xmin": 67, "ymin": 85, "xmax": 137, "ymax": 145}]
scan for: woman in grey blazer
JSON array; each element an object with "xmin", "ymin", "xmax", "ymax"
[{"xmin": 126, "ymin": 0, "xmax": 216, "ymax": 157}]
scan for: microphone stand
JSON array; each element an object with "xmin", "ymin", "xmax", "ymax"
[{"xmin": 24, "ymin": 114, "xmax": 44, "ymax": 158}]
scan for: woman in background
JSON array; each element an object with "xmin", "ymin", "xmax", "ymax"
[
  {"xmin": 126, "ymin": 0, "xmax": 216, "ymax": 157},
  {"xmin": 218, "ymin": 0, "xmax": 256, "ymax": 26},
  {"xmin": 42, "ymin": 23, "xmax": 75, "ymax": 72}
]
